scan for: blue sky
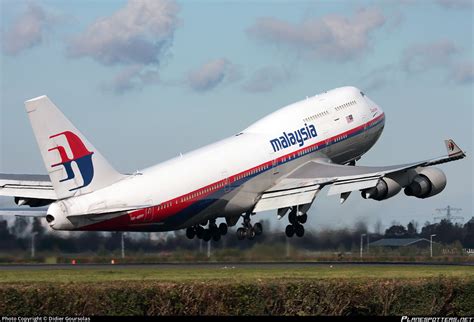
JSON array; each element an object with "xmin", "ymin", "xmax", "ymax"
[{"xmin": 1, "ymin": 0, "xmax": 472, "ymax": 232}]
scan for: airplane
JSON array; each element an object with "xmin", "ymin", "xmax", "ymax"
[{"xmin": 0, "ymin": 86, "xmax": 466, "ymax": 242}]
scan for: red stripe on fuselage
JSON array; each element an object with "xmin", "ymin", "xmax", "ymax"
[{"xmin": 80, "ymin": 113, "xmax": 385, "ymax": 231}]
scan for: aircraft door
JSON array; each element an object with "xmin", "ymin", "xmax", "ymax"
[
  {"xmin": 323, "ymin": 130, "xmax": 332, "ymax": 155},
  {"xmin": 222, "ymin": 170, "xmax": 230, "ymax": 193},
  {"xmin": 272, "ymin": 158, "xmax": 279, "ymax": 175},
  {"xmin": 144, "ymin": 199, "xmax": 154, "ymax": 222}
]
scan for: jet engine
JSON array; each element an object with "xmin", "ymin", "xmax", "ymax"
[
  {"xmin": 361, "ymin": 177, "xmax": 401, "ymax": 201},
  {"xmin": 404, "ymin": 167, "xmax": 446, "ymax": 199}
]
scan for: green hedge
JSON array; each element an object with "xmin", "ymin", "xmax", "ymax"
[{"xmin": 1, "ymin": 277, "xmax": 473, "ymax": 316}]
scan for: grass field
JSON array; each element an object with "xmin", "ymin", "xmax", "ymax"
[
  {"xmin": 1, "ymin": 264, "xmax": 473, "ymax": 315},
  {"xmin": 1, "ymin": 264, "xmax": 473, "ymax": 283}
]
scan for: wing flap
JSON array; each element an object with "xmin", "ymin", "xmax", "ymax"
[
  {"xmin": 327, "ymin": 178, "xmax": 380, "ymax": 195},
  {"xmin": 253, "ymin": 184, "xmax": 320, "ymax": 213}
]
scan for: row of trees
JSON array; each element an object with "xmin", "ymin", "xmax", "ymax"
[
  {"xmin": 384, "ymin": 219, "xmax": 473, "ymax": 246},
  {"xmin": 0, "ymin": 215, "xmax": 472, "ymax": 255}
]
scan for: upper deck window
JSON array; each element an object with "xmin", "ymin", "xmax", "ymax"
[{"xmin": 360, "ymin": 91, "xmax": 365, "ymax": 97}]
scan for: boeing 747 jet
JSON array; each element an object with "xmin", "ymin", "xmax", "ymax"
[{"xmin": 0, "ymin": 86, "xmax": 466, "ymax": 241}]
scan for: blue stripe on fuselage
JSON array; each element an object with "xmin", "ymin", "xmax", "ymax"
[{"xmin": 157, "ymin": 114, "xmax": 385, "ymax": 229}]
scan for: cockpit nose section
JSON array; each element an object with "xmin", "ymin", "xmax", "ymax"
[
  {"xmin": 361, "ymin": 91, "xmax": 383, "ymax": 115},
  {"xmin": 46, "ymin": 201, "xmax": 74, "ymax": 230}
]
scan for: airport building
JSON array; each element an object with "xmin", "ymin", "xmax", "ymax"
[{"xmin": 369, "ymin": 238, "xmax": 431, "ymax": 249}]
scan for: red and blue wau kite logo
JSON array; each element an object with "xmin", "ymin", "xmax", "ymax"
[{"xmin": 49, "ymin": 131, "xmax": 94, "ymax": 191}]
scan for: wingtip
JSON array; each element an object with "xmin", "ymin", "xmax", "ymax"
[
  {"xmin": 444, "ymin": 139, "xmax": 465, "ymax": 158},
  {"xmin": 25, "ymin": 95, "xmax": 48, "ymax": 104}
]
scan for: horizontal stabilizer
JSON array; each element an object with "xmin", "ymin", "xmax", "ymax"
[
  {"xmin": 0, "ymin": 209, "xmax": 47, "ymax": 217},
  {"xmin": 0, "ymin": 173, "xmax": 56, "ymax": 200}
]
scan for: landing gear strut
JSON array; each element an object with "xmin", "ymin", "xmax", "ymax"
[
  {"xmin": 186, "ymin": 219, "xmax": 228, "ymax": 242},
  {"xmin": 285, "ymin": 207, "xmax": 307, "ymax": 238},
  {"xmin": 236, "ymin": 212, "xmax": 263, "ymax": 240}
]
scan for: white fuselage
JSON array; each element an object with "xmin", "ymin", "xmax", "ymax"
[{"xmin": 49, "ymin": 86, "xmax": 385, "ymax": 231}]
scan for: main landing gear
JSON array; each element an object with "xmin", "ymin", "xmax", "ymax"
[
  {"xmin": 236, "ymin": 212, "xmax": 263, "ymax": 240},
  {"xmin": 186, "ymin": 219, "xmax": 228, "ymax": 242},
  {"xmin": 285, "ymin": 207, "xmax": 307, "ymax": 238}
]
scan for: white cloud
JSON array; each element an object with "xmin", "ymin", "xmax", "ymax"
[
  {"xmin": 359, "ymin": 64, "xmax": 397, "ymax": 92},
  {"xmin": 2, "ymin": 2, "xmax": 58, "ymax": 55},
  {"xmin": 103, "ymin": 65, "xmax": 160, "ymax": 94},
  {"xmin": 67, "ymin": 0, "xmax": 179, "ymax": 65},
  {"xmin": 449, "ymin": 62, "xmax": 474, "ymax": 85},
  {"xmin": 247, "ymin": 7, "xmax": 385, "ymax": 61},
  {"xmin": 243, "ymin": 66, "xmax": 292, "ymax": 93},
  {"xmin": 435, "ymin": 0, "xmax": 472, "ymax": 9},
  {"xmin": 401, "ymin": 39, "xmax": 460, "ymax": 73},
  {"xmin": 362, "ymin": 40, "xmax": 470, "ymax": 92},
  {"xmin": 187, "ymin": 58, "xmax": 240, "ymax": 92},
  {"xmin": 67, "ymin": 0, "xmax": 179, "ymax": 93}
]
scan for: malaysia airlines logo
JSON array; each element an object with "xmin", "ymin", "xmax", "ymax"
[
  {"xmin": 48, "ymin": 131, "xmax": 94, "ymax": 191},
  {"xmin": 448, "ymin": 140, "xmax": 455, "ymax": 152},
  {"xmin": 269, "ymin": 123, "xmax": 317, "ymax": 152}
]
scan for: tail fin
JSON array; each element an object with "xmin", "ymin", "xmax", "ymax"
[{"xmin": 25, "ymin": 95, "xmax": 124, "ymax": 199}]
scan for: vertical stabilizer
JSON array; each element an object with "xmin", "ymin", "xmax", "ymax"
[{"xmin": 25, "ymin": 95, "xmax": 124, "ymax": 199}]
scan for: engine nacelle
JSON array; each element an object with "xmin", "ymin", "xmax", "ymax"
[
  {"xmin": 361, "ymin": 177, "xmax": 401, "ymax": 201},
  {"xmin": 404, "ymin": 167, "xmax": 446, "ymax": 199}
]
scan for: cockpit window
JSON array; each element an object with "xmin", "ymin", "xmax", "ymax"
[{"xmin": 360, "ymin": 91, "xmax": 365, "ymax": 97}]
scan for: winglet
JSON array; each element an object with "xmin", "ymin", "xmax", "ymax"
[{"xmin": 444, "ymin": 139, "xmax": 465, "ymax": 158}]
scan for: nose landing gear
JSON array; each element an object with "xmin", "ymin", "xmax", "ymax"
[{"xmin": 237, "ymin": 212, "xmax": 263, "ymax": 240}]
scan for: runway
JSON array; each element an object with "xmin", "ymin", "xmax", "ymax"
[{"xmin": 1, "ymin": 261, "xmax": 472, "ymax": 270}]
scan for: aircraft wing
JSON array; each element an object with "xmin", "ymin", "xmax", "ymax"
[
  {"xmin": 253, "ymin": 139, "xmax": 466, "ymax": 212},
  {"xmin": 0, "ymin": 173, "xmax": 57, "ymax": 201}
]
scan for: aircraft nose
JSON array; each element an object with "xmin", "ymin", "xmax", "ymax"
[{"xmin": 362, "ymin": 93, "xmax": 383, "ymax": 114}]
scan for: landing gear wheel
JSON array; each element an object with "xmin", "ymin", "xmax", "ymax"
[
  {"xmin": 254, "ymin": 222, "xmax": 263, "ymax": 235},
  {"xmin": 212, "ymin": 231, "xmax": 221, "ymax": 241},
  {"xmin": 196, "ymin": 226, "xmax": 204, "ymax": 239},
  {"xmin": 186, "ymin": 227, "xmax": 195, "ymax": 239},
  {"xmin": 237, "ymin": 227, "xmax": 246, "ymax": 240},
  {"xmin": 298, "ymin": 213, "xmax": 308, "ymax": 224},
  {"xmin": 295, "ymin": 224, "xmax": 305, "ymax": 237},
  {"xmin": 203, "ymin": 229, "xmax": 211, "ymax": 242},
  {"xmin": 288, "ymin": 208, "xmax": 297, "ymax": 224},
  {"xmin": 218, "ymin": 223, "xmax": 228, "ymax": 235},
  {"xmin": 247, "ymin": 228, "xmax": 256, "ymax": 240},
  {"xmin": 285, "ymin": 224, "xmax": 295, "ymax": 238}
]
